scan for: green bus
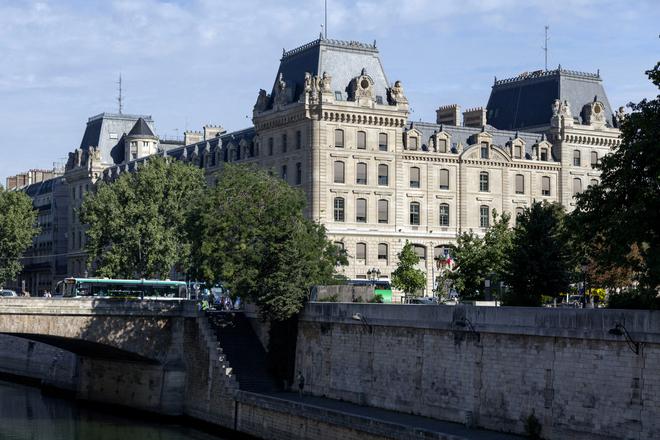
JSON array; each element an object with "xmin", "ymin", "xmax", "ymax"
[
  {"xmin": 347, "ymin": 279, "xmax": 393, "ymax": 303},
  {"xmin": 58, "ymin": 278, "xmax": 188, "ymax": 299}
]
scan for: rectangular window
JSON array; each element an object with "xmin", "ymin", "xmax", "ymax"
[
  {"xmin": 335, "ymin": 91, "xmax": 343, "ymax": 101},
  {"xmin": 514, "ymin": 145, "xmax": 522, "ymax": 159},
  {"xmin": 282, "ymin": 134, "xmax": 287, "ymax": 153},
  {"xmin": 591, "ymin": 151, "xmax": 598, "ymax": 167},
  {"xmin": 378, "ymin": 133, "xmax": 388, "ymax": 151},
  {"xmin": 356, "ymin": 163, "xmax": 367, "ymax": 185},
  {"xmin": 542, "ymin": 176, "xmax": 551, "ymax": 196},
  {"xmin": 378, "ymin": 243, "xmax": 388, "ymax": 261},
  {"xmin": 439, "ymin": 169, "xmax": 449, "ymax": 190},
  {"xmin": 378, "ymin": 164, "xmax": 388, "ymax": 186},
  {"xmin": 296, "ymin": 162, "xmax": 302, "ymax": 185},
  {"xmin": 356, "ymin": 243, "xmax": 366, "ymax": 260},
  {"xmin": 281, "ymin": 165, "xmax": 287, "ymax": 181},
  {"xmin": 479, "ymin": 172, "xmax": 489, "ymax": 192},
  {"xmin": 378, "ymin": 199, "xmax": 388, "ymax": 224},
  {"xmin": 333, "ymin": 198, "xmax": 345, "ymax": 222},
  {"xmin": 480, "ymin": 142, "xmax": 489, "ymax": 159},
  {"xmin": 573, "ymin": 150, "xmax": 581, "ymax": 166},
  {"xmin": 410, "ymin": 167, "xmax": 420, "ymax": 188},
  {"xmin": 480, "ymin": 205, "xmax": 489, "ymax": 228},
  {"xmin": 573, "ymin": 178, "xmax": 582, "ymax": 195},
  {"xmin": 437, "ymin": 138, "xmax": 447, "ymax": 153},
  {"xmin": 268, "ymin": 138, "xmax": 274, "ymax": 156},
  {"xmin": 334, "ymin": 129, "xmax": 344, "ymax": 148},
  {"xmin": 296, "ymin": 130, "xmax": 302, "ymax": 149},
  {"xmin": 410, "ymin": 202, "xmax": 420, "ymax": 225},
  {"xmin": 334, "ymin": 161, "xmax": 345, "ymax": 184},
  {"xmin": 356, "ymin": 198, "xmax": 367, "ymax": 223},
  {"xmin": 515, "ymin": 174, "xmax": 525, "ymax": 194},
  {"xmin": 408, "ymin": 137, "xmax": 418, "ymax": 150},
  {"xmin": 541, "ymin": 148, "xmax": 548, "ymax": 161},
  {"xmin": 357, "ymin": 131, "xmax": 366, "ymax": 149},
  {"xmin": 439, "ymin": 204, "xmax": 449, "ymax": 227}
]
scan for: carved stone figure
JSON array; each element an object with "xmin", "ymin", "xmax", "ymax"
[
  {"xmin": 387, "ymin": 80, "xmax": 407, "ymax": 105},
  {"xmin": 304, "ymin": 72, "xmax": 312, "ymax": 92},
  {"xmin": 274, "ymin": 73, "xmax": 289, "ymax": 107},
  {"xmin": 561, "ymin": 100, "xmax": 572, "ymax": 119},
  {"xmin": 552, "ymin": 99, "xmax": 561, "ymax": 116},
  {"xmin": 614, "ymin": 106, "xmax": 626, "ymax": 127},
  {"xmin": 319, "ymin": 71, "xmax": 332, "ymax": 93},
  {"xmin": 254, "ymin": 89, "xmax": 269, "ymax": 112}
]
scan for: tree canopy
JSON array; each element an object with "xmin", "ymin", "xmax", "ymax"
[
  {"xmin": 503, "ymin": 201, "xmax": 572, "ymax": 306},
  {"xmin": 391, "ymin": 241, "xmax": 426, "ymax": 299},
  {"xmin": 572, "ymin": 63, "xmax": 660, "ymax": 298},
  {"xmin": 0, "ymin": 187, "xmax": 39, "ymax": 286},
  {"xmin": 194, "ymin": 164, "xmax": 346, "ymax": 321},
  {"xmin": 80, "ymin": 156, "xmax": 206, "ymax": 279}
]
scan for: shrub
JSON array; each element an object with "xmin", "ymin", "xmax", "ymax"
[{"xmin": 368, "ymin": 294, "xmax": 384, "ymax": 303}]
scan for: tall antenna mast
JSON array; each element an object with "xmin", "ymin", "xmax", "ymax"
[
  {"xmin": 324, "ymin": 0, "xmax": 328, "ymax": 39},
  {"xmin": 543, "ymin": 25, "xmax": 549, "ymax": 71},
  {"xmin": 117, "ymin": 74, "xmax": 123, "ymax": 114}
]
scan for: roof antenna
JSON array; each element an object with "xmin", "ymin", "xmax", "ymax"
[
  {"xmin": 117, "ymin": 73, "xmax": 123, "ymax": 114},
  {"xmin": 324, "ymin": 0, "xmax": 328, "ymax": 39},
  {"xmin": 543, "ymin": 25, "xmax": 549, "ymax": 71}
]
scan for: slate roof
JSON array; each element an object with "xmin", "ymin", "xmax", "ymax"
[
  {"xmin": 128, "ymin": 117, "xmax": 156, "ymax": 137},
  {"xmin": 269, "ymin": 38, "xmax": 390, "ymax": 107},
  {"xmin": 486, "ymin": 68, "xmax": 614, "ymax": 131},
  {"xmin": 408, "ymin": 121, "xmax": 545, "ymax": 158},
  {"xmin": 78, "ymin": 113, "xmax": 155, "ymax": 165}
]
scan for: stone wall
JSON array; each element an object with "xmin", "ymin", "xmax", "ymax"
[{"xmin": 295, "ymin": 303, "xmax": 660, "ymax": 440}]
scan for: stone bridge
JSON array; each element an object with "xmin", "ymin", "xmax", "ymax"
[{"xmin": 0, "ymin": 298, "xmax": 202, "ymax": 415}]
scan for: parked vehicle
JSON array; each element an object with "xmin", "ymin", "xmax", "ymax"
[{"xmin": 0, "ymin": 290, "xmax": 18, "ymax": 297}]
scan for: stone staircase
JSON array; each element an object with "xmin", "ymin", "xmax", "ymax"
[{"xmin": 206, "ymin": 311, "xmax": 281, "ymax": 393}]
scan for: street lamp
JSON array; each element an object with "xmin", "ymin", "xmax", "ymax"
[
  {"xmin": 366, "ymin": 268, "xmax": 380, "ymax": 286},
  {"xmin": 581, "ymin": 260, "xmax": 589, "ymax": 308}
]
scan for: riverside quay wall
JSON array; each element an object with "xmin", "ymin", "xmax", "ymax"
[{"xmin": 296, "ymin": 303, "xmax": 660, "ymax": 440}]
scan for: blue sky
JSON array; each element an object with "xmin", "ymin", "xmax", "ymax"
[{"xmin": 1, "ymin": 0, "xmax": 658, "ymax": 184}]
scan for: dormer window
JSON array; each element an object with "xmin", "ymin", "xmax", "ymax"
[
  {"xmin": 480, "ymin": 142, "xmax": 489, "ymax": 159},
  {"xmin": 514, "ymin": 145, "xmax": 522, "ymax": 159},
  {"xmin": 437, "ymin": 138, "xmax": 447, "ymax": 153},
  {"xmin": 334, "ymin": 91, "xmax": 343, "ymax": 101},
  {"xmin": 540, "ymin": 148, "xmax": 548, "ymax": 161},
  {"xmin": 408, "ymin": 136, "xmax": 418, "ymax": 150}
]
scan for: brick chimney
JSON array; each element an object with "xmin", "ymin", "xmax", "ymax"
[
  {"xmin": 436, "ymin": 104, "xmax": 461, "ymax": 126},
  {"xmin": 463, "ymin": 107, "xmax": 487, "ymax": 128}
]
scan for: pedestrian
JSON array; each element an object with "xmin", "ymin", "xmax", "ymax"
[{"xmin": 297, "ymin": 371, "xmax": 305, "ymax": 397}]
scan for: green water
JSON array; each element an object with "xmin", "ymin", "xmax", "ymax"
[{"xmin": 0, "ymin": 380, "xmax": 230, "ymax": 440}]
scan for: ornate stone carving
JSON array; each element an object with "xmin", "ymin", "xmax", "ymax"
[
  {"xmin": 582, "ymin": 100, "xmax": 606, "ymax": 126},
  {"xmin": 387, "ymin": 80, "xmax": 408, "ymax": 105},
  {"xmin": 319, "ymin": 71, "xmax": 331, "ymax": 93},
  {"xmin": 273, "ymin": 73, "xmax": 290, "ymax": 107},
  {"xmin": 254, "ymin": 89, "xmax": 269, "ymax": 112},
  {"xmin": 614, "ymin": 106, "xmax": 626, "ymax": 128}
]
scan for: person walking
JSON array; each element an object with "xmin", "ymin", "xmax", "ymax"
[{"xmin": 297, "ymin": 371, "xmax": 305, "ymax": 397}]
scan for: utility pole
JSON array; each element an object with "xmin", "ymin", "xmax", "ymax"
[
  {"xmin": 543, "ymin": 25, "xmax": 549, "ymax": 71},
  {"xmin": 117, "ymin": 74, "xmax": 123, "ymax": 114}
]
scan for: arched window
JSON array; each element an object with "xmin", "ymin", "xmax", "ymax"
[
  {"xmin": 356, "ymin": 162, "xmax": 367, "ymax": 185},
  {"xmin": 439, "ymin": 168, "xmax": 449, "ymax": 190},
  {"xmin": 589, "ymin": 178, "xmax": 598, "ymax": 187},
  {"xmin": 356, "ymin": 243, "xmax": 366, "ymax": 261},
  {"xmin": 515, "ymin": 174, "xmax": 525, "ymax": 194},
  {"xmin": 573, "ymin": 149, "xmax": 581, "ymax": 166},
  {"xmin": 591, "ymin": 151, "xmax": 598, "ymax": 167},
  {"xmin": 378, "ymin": 164, "xmax": 388, "ymax": 186},
  {"xmin": 268, "ymin": 137, "xmax": 274, "ymax": 156},
  {"xmin": 378, "ymin": 243, "xmax": 388, "ymax": 262},
  {"xmin": 378, "ymin": 133, "xmax": 388, "ymax": 151},
  {"xmin": 573, "ymin": 178, "xmax": 582, "ymax": 195},
  {"xmin": 333, "ymin": 160, "xmax": 345, "ymax": 183},
  {"xmin": 480, "ymin": 205, "xmax": 489, "ymax": 228},
  {"xmin": 333, "ymin": 197, "xmax": 345, "ymax": 222},
  {"xmin": 377, "ymin": 199, "xmax": 388, "ymax": 224},
  {"xmin": 412, "ymin": 244, "xmax": 426, "ymax": 260},
  {"xmin": 356, "ymin": 198, "xmax": 367, "ymax": 222},
  {"xmin": 410, "ymin": 167, "xmax": 420, "ymax": 188},
  {"xmin": 296, "ymin": 130, "xmax": 302, "ymax": 149},
  {"xmin": 357, "ymin": 131, "xmax": 366, "ymax": 149},
  {"xmin": 410, "ymin": 201, "xmax": 420, "ymax": 225},
  {"xmin": 434, "ymin": 245, "xmax": 450, "ymax": 261},
  {"xmin": 542, "ymin": 176, "xmax": 551, "ymax": 196},
  {"xmin": 334, "ymin": 129, "xmax": 344, "ymax": 148},
  {"xmin": 295, "ymin": 162, "xmax": 302, "ymax": 185},
  {"xmin": 479, "ymin": 172, "xmax": 489, "ymax": 192},
  {"xmin": 281, "ymin": 133, "xmax": 287, "ymax": 153},
  {"xmin": 439, "ymin": 203, "xmax": 449, "ymax": 226}
]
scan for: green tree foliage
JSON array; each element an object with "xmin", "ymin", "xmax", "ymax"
[
  {"xmin": 195, "ymin": 164, "xmax": 346, "ymax": 321},
  {"xmin": 0, "ymin": 187, "xmax": 39, "ymax": 286},
  {"xmin": 80, "ymin": 157, "xmax": 206, "ymax": 279},
  {"xmin": 503, "ymin": 201, "xmax": 572, "ymax": 306},
  {"xmin": 391, "ymin": 241, "xmax": 426, "ymax": 299},
  {"xmin": 572, "ymin": 63, "xmax": 660, "ymax": 299},
  {"xmin": 448, "ymin": 211, "xmax": 512, "ymax": 299}
]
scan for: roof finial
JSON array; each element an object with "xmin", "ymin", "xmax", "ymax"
[{"xmin": 543, "ymin": 25, "xmax": 550, "ymax": 71}]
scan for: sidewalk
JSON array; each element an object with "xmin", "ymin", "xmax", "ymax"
[{"xmin": 245, "ymin": 391, "xmax": 524, "ymax": 440}]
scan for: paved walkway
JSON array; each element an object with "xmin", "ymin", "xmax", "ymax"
[{"xmin": 260, "ymin": 391, "xmax": 523, "ymax": 440}]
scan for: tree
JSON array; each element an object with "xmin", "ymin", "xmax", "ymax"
[
  {"xmin": 447, "ymin": 211, "xmax": 512, "ymax": 299},
  {"xmin": 503, "ymin": 201, "xmax": 572, "ymax": 306},
  {"xmin": 194, "ymin": 164, "xmax": 346, "ymax": 321},
  {"xmin": 80, "ymin": 157, "xmax": 206, "ymax": 279},
  {"xmin": 0, "ymin": 186, "xmax": 39, "ymax": 287},
  {"xmin": 391, "ymin": 241, "xmax": 426, "ymax": 299},
  {"xmin": 572, "ymin": 63, "xmax": 660, "ymax": 299}
]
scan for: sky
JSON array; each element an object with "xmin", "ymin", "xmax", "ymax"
[{"xmin": 1, "ymin": 0, "xmax": 658, "ymax": 184}]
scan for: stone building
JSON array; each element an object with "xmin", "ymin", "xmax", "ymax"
[{"xmin": 11, "ymin": 37, "xmax": 624, "ymax": 298}]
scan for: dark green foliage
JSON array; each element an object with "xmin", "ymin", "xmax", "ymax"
[
  {"xmin": 448, "ymin": 211, "xmax": 512, "ymax": 299},
  {"xmin": 0, "ymin": 187, "xmax": 39, "ymax": 286},
  {"xmin": 391, "ymin": 241, "xmax": 426, "ymax": 298},
  {"xmin": 80, "ymin": 157, "xmax": 206, "ymax": 279},
  {"xmin": 573, "ymin": 63, "xmax": 660, "ymax": 297},
  {"xmin": 195, "ymin": 164, "xmax": 346, "ymax": 321},
  {"xmin": 607, "ymin": 289, "xmax": 660, "ymax": 310},
  {"xmin": 524, "ymin": 412, "xmax": 543, "ymax": 439},
  {"xmin": 368, "ymin": 294, "xmax": 384, "ymax": 303},
  {"xmin": 503, "ymin": 202, "xmax": 571, "ymax": 306}
]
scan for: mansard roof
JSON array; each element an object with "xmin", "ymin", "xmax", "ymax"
[
  {"xmin": 270, "ymin": 37, "xmax": 390, "ymax": 106},
  {"xmin": 128, "ymin": 117, "xmax": 156, "ymax": 137},
  {"xmin": 486, "ymin": 68, "xmax": 614, "ymax": 131}
]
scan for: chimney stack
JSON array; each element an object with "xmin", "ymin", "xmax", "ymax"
[
  {"xmin": 463, "ymin": 107, "xmax": 487, "ymax": 128},
  {"xmin": 436, "ymin": 104, "xmax": 461, "ymax": 126}
]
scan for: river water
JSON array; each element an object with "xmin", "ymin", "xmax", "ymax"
[{"xmin": 0, "ymin": 380, "xmax": 230, "ymax": 440}]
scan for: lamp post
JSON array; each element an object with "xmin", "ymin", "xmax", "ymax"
[{"xmin": 581, "ymin": 260, "xmax": 589, "ymax": 308}]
